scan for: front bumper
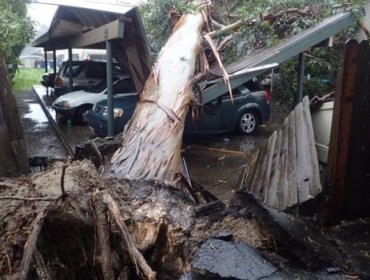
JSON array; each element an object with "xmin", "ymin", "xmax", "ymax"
[{"xmin": 52, "ymin": 106, "xmax": 77, "ymax": 120}]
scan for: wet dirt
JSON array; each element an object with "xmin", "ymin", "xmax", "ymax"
[{"xmin": 183, "ymin": 99, "xmax": 288, "ymax": 204}]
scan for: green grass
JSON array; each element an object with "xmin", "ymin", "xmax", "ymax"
[{"xmin": 12, "ymin": 68, "xmax": 45, "ymax": 92}]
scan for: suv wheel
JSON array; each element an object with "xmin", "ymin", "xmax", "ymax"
[
  {"xmin": 75, "ymin": 106, "xmax": 91, "ymax": 125},
  {"xmin": 237, "ymin": 110, "xmax": 259, "ymax": 135}
]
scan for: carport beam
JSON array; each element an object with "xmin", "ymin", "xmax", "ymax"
[{"xmin": 106, "ymin": 39, "xmax": 114, "ymax": 137}]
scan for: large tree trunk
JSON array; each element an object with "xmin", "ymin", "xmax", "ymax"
[
  {"xmin": 0, "ymin": 51, "xmax": 30, "ymax": 177},
  {"xmin": 110, "ymin": 14, "xmax": 204, "ymax": 185}
]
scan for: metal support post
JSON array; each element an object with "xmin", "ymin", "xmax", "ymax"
[
  {"xmin": 106, "ymin": 39, "xmax": 114, "ymax": 137},
  {"xmin": 297, "ymin": 52, "xmax": 305, "ymax": 104},
  {"xmin": 44, "ymin": 50, "xmax": 48, "ymax": 73},
  {"xmin": 68, "ymin": 47, "xmax": 73, "ymax": 92},
  {"xmin": 53, "ymin": 49, "xmax": 57, "ymax": 74}
]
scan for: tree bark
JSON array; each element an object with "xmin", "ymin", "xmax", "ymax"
[
  {"xmin": 0, "ymin": 51, "xmax": 30, "ymax": 176},
  {"xmin": 110, "ymin": 14, "xmax": 205, "ymax": 185}
]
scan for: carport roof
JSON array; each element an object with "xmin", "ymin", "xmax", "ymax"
[
  {"xmin": 32, "ymin": 1, "xmax": 144, "ymax": 51},
  {"xmin": 202, "ymin": 11, "xmax": 357, "ymax": 104},
  {"xmin": 32, "ymin": 1, "xmax": 152, "ymax": 93}
]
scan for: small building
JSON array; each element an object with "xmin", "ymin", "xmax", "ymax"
[{"xmin": 19, "ymin": 55, "xmax": 44, "ymax": 68}]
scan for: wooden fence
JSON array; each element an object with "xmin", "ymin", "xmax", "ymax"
[{"xmin": 244, "ymin": 96, "xmax": 321, "ymax": 210}]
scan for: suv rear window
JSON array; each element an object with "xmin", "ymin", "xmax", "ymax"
[
  {"xmin": 243, "ymin": 78, "xmax": 263, "ymax": 91},
  {"xmin": 86, "ymin": 63, "xmax": 106, "ymax": 79},
  {"xmin": 63, "ymin": 64, "xmax": 83, "ymax": 77}
]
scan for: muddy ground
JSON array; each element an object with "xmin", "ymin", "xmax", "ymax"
[
  {"xmin": 10, "ymin": 88, "xmax": 370, "ymax": 279},
  {"xmin": 18, "ymin": 86, "xmax": 288, "ymax": 203}
]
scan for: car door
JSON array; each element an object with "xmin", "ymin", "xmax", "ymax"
[
  {"xmin": 217, "ymin": 87, "xmax": 247, "ymax": 130},
  {"xmin": 189, "ymin": 97, "xmax": 224, "ymax": 131}
]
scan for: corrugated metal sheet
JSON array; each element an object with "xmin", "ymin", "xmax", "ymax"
[
  {"xmin": 210, "ymin": 12, "xmax": 356, "ymax": 77},
  {"xmin": 201, "ymin": 11, "xmax": 356, "ymax": 104}
]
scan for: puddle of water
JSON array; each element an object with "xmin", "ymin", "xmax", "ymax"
[{"xmin": 24, "ymin": 103, "xmax": 48, "ymax": 124}]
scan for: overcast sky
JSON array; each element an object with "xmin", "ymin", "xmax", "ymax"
[{"xmin": 28, "ymin": 3, "xmax": 57, "ymax": 27}]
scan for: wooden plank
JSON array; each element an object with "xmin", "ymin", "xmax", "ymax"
[
  {"xmin": 258, "ymin": 131, "xmax": 277, "ymax": 203},
  {"xmin": 250, "ymin": 131, "xmax": 276, "ymax": 198},
  {"xmin": 244, "ymin": 148, "xmax": 264, "ymax": 192},
  {"xmin": 265, "ymin": 129, "xmax": 282, "ymax": 206},
  {"xmin": 249, "ymin": 145, "xmax": 268, "ymax": 195},
  {"xmin": 327, "ymin": 40, "xmax": 359, "ymax": 224},
  {"xmin": 286, "ymin": 110, "xmax": 298, "ymax": 206},
  {"xmin": 302, "ymin": 97, "xmax": 322, "ymax": 197},
  {"xmin": 69, "ymin": 19, "xmax": 124, "ymax": 48},
  {"xmin": 276, "ymin": 117, "xmax": 289, "ymax": 209},
  {"xmin": 188, "ymin": 145, "xmax": 246, "ymax": 156},
  {"xmin": 295, "ymin": 101, "xmax": 311, "ymax": 203},
  {"xmin": 344, "ymin": 41, "xmax": 370, "ymax": 219}
]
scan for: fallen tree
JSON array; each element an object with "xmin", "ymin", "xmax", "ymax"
[{"xmin": 0, "ymin": 1, "xmax": 368, "ymax": 280}]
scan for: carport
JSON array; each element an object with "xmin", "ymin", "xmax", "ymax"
[{"xmin": 32, "ymin": 1, "xmax": 152, "ymax": 136}]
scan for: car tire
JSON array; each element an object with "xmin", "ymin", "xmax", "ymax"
[
  {"xmin": 75, "ymin": 106, "xmax": 91, "ymax": 125},
  {"xmin": 237, "ymin": 110, "xmax": 259, "ymax": 135}
]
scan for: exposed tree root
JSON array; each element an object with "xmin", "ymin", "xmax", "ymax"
[
  {"xmin": 92, "ymin": 198, "xmax": 115, "ymax": 280},
  {"xmin": 103, "ymin": 192, "xmax": 156, "ymax": 280},
  {"xmin": 20, "ymin": 208, "xmax": 49, "ymax": 280},
  {"xmin": 0, "ymin": 160, "xmax": 363, "ymax": 279}
]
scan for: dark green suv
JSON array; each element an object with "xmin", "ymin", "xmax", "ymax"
[{"xmin": 185, "ymin": 78, "xmax": 271, "ymax": 135}]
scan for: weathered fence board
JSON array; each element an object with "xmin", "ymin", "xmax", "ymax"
[{"xmin": 245, "ymin": 96, "xmax": 321, "ymax": 210}]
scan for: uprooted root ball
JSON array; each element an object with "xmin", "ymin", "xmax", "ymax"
[{"xmin": 0, "ymin": 160, "xmax": 271, "ymax": 280}]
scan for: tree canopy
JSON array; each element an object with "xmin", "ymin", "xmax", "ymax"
[{"xmin": 0, "ymin": 0, "xmax": 34, "ymax": 76}]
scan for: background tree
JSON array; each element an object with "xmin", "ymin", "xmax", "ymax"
[
  {"xmin": 0, "ymin": 0, "xmax": 33, "ymax": 177},
  {"xmin": 0, "ymin": 0, "xmax": 34, "ymax": 77}
]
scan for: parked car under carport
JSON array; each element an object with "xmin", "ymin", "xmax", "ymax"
[{"xmin": 87, "ymin": 78, "xmax": 271, "ymax": 137}]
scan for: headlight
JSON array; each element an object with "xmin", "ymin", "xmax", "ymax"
[
  {"xmin": 54, "ymin": 100, "xmax": 71, "ymax": 109},
  {"xmin": 102, "ymin": 108, "xmax": 124, "ymax": 118}
]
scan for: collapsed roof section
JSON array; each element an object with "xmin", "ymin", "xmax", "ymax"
[
  {"xmin": 202, "ymin": 11, "xmax": 357, "ymax": 104},
  {"xmin": 32, "ymin": 1, "xmax": 152, "ymax": 92}
]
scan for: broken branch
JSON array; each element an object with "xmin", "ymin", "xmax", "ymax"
[
  {"xmin": 60, "ymin": 163, "xmax": 69, "ymax": 200},
  {"xmin": 0, "ymin": 196, "xmax": 59, "ymax": 201},
  {"xmin": 260, "ymin": 6, "xmax": 311, "ymax": 24}
]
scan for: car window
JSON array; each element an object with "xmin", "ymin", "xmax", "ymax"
[
  {"xmin": 86, "ymin": 63, "xmax": 106, "ymax": 79},
  {"xmin": 113, "ymin": 78, "xmax": 136, "ymax": 94},
  {"xmin": 63, "ymin": 64, "xmax": 83, "ymax": 77},
  {"xmin": 86, "ymin": 80, "xmax": 107, "ymax": 93},
  {"xmin": 244, "ymin": 78, "xmax": 263, "ymax": 91}
]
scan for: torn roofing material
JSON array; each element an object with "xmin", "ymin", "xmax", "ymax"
[{"xmin": 202, "ymin": 11, "xmax": 356, "ymax": 104}]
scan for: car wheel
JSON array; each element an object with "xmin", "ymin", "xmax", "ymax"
[
  {"xmin": 237, "ymin": 110, "xmax": 259, "ymax": 135},
  {"xmin": 75, "ymin": 106, "xmax": 91, "ymax": 125}
]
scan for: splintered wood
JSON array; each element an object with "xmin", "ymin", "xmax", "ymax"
[{"xmin": 246, "ymin": 96, "xmax": 321, "ymax": 210}]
